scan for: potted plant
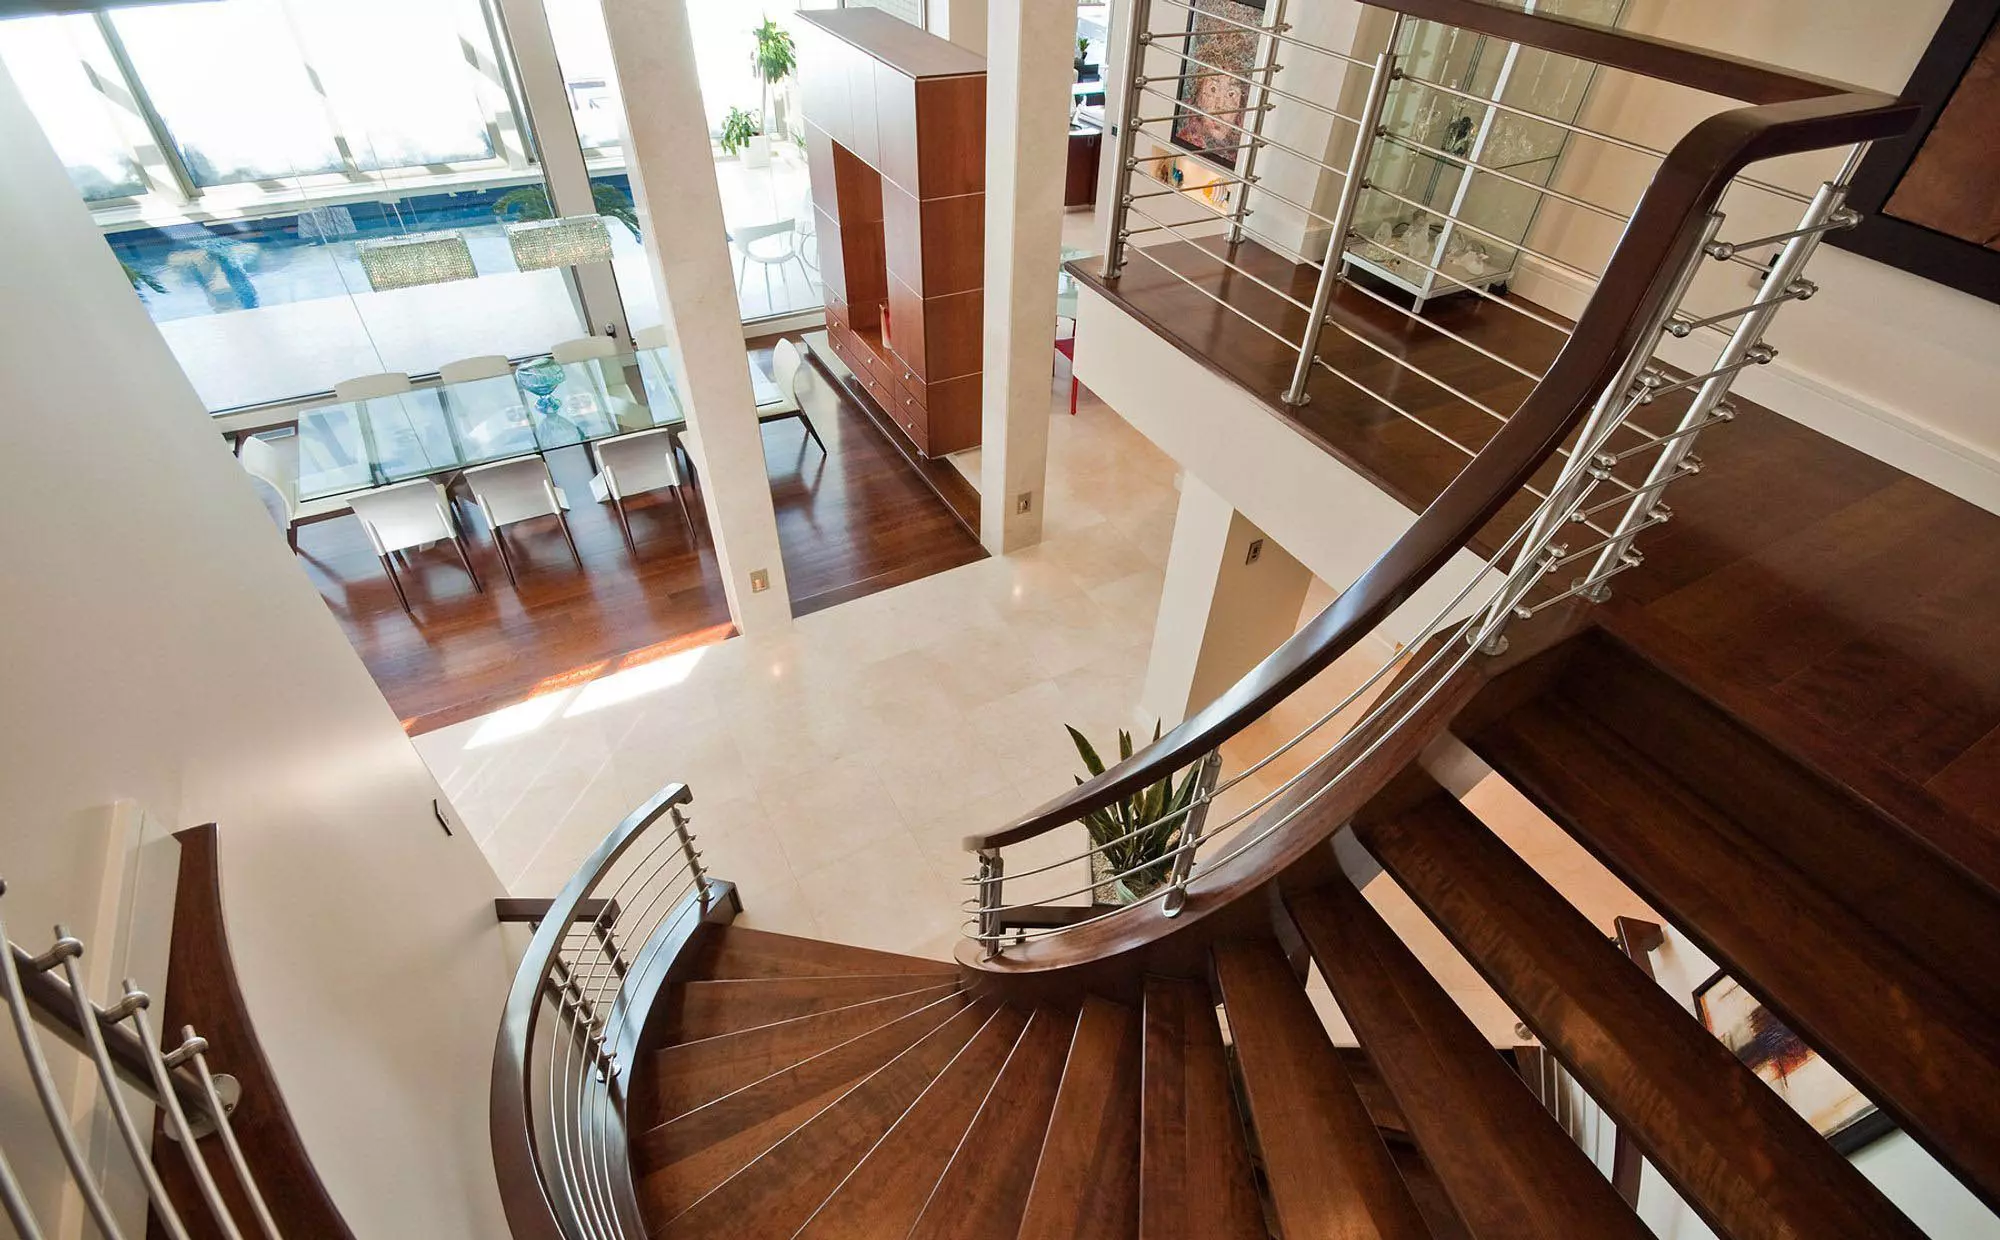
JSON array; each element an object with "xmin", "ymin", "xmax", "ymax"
[
  {"xmin": 1066, "ymin": 723, "xmax": 1208, "ymax": 904},
  {"xmin": 1075, "ymin": 35, "xmax": 1092, "ymax": 78},
  {"xmin": 749, "ymin": 17, "xmax": 796, "ymax": 168},
  {"xmin": 719, "ymin": 106, "xmax": 764, "ymax": 164}
]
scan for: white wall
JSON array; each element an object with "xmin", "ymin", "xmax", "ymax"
[
  {"xmin": 0, "ymin": 62, "xmax": 513, "ymax": 1239},
  {"xmin": 1513, "ymin": 0, "xmax": 2000, "ymax": 512}
]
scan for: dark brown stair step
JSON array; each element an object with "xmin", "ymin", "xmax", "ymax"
[
  {"xmin": 632, "ymin": 990, "xmax": 969, "ymax": 1220},
  {"xmin": 662, "ymin": 974, "xmax": 969, "ymax": 1043},
  {"xmin": 1138, "ymin": 976, "xmax": 1264, "ymax": 1240},
  {"xmin": 1472, "ymin": 699, "xmax": 2000, "ymax": 1213},
  {"xmin": 1017, "ymin": 996, "xmax": 1141, "ymax": 1240},
  {"xmin": 1285, "ymin": 881, "xmax": 1650, "ymax": 1240},
  {"xmin": 1212, "ymin": 938, "xmax": 1431, "ymax": 1240},
  {"xmin": 649, "ymin": 983, "xmax": 959, "ymax": 1120},
  {"xmin": 796, "ymin": 1005, "xmax": 1030, "ymax": 1239},
  {"xmin": 1357, "ymin": 776, "xmax": 1926, "ymax": 1240},
  {"xmin": 688, "ymin": 925, "xmax": 957, "ymax": 980},
  {"xmin": 908, "ymin": 1006, "xmax": 1078, "ymax": 1240},
  {"xmin": 651, "ymin": 1000, "xmax": 996, "ymax": 1237}
]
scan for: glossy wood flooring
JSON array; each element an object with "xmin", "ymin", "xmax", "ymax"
[
  {"xmin": 1076, "ymin": 237, "xmax": 2000, "ymax": 848},
  {"xmin": 299, "ymin": 343, "xmax": 985, "ymax": 735}
]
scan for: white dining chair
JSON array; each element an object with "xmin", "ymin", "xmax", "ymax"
[
  {"xmin": 439, "ymin": 355, "xmax": 513, "ymax": 384},
  {"xmin": 461, "ymin": 456, "xmax": 581, "ymax": 586},
  {"xmin": 346, "ymin": 478, "xmax": 481, "ymax": 615},
  {"xmin": 632, "ymin": 325, "xmax": 674, "ymax": 352},
  {"xmin": 552, "ymin": 336, "xmax": 619, "ymax": 364},
  {"xmin": 758, "ymin": 338, "xmax": 827, "ymax": 455},
  {"xmin": 237, "ymin": 431, "xmax": 301, "ymax": 549},
  {"xmin": 588, "ymin": 427, "xmax": 696, "ymax": 553},
  {"xmin": 333, "ymin": 372, "xmax": 414, "ymax": 402},
  {"xmin": 730, "ymin": 220, "xmax": 810, "ymax": 312}
]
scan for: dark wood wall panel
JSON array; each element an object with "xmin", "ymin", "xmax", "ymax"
[{"xmin": 916, "ymin": 76, "xmax": 987, "ymax": 197}]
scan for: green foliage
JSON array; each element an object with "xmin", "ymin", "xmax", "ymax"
[
  {"xmin": 1077, "ymin": 35, "xmax": 1091, "ymax": 60},
  {"xmin": 121, "ymin": 259, "xmax": 166, "ymax": 295},
  {"xmin": 491, "ymin": 182, "xmax": 641, "ymax": 240},
  {"xmin": 719, "ymin": 106, "xmax": 763, "ymax": 156},
  {"xmin": 751, "ymin": 18, "xmax": 797, "ymax": 87},
  {"xmin": 1066, "ymin": 722, "xmax": 1204, "ymax": 900}
]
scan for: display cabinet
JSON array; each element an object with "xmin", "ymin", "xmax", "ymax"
[{"xmin": 1343, "ymin": 0, "xmax": 1627, "ymax": 310}]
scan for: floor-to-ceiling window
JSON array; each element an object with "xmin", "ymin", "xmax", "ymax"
[
  {"xmin": 542, "ymin": 0, "xmax": 829, "ymax": 326},
  {"xmin": 0, "ymin": 0, "xmax": 586, "ymax": 411}
]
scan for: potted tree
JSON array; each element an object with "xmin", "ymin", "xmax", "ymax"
[
  {"xmin": 1066, "ymin": 723, "xmax": 1210, "ymax": 903},
  {"xmin": 720, "ymin": 106, "xmax": 764, "ymax": 164},
  {"xmin": 748, "ymin": 17, "xmax": 796, "ymax": 169}
]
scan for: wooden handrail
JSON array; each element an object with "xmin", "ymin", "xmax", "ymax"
[{"xmin": 964, "ymin": 16, "xmax": 1914, "ymax": 855}]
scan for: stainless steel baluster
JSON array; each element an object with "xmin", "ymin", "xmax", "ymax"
[
  {"xmin": 976, "ymin": 850, "xmax": 1004, "ymax": 959},
  {"xmin": 1162, "ymin": 750, "xmax": 1224, "ymax": 917},
  {"xmin": 0, "ymin": 907, "xmax": 128, "ymax": 1239},
  {"xmin": 1101, "ymin": 0, "xmax": 1153, "ymax": 278},
  {"xmin": 52, "ymin": 930, "xmax": 194, "ymax": 1240},
  {"xmin": 1224, "ymin": 0, "xmax": 1288, "ymax": 247},
  {"xmin": 666, "ymin": 803, "xmax": 708, "ymax": 911},
  {"xmin": 1283, "ymin": 12, "xmax": 1404, "ymax": 406},
  {"xmin": 117, "ymin": 983, "xmax": 246, "ymax": 1240},
  {"xmin": 183, "ymin": 1031, "xmax": 281, "ymax": 1240},
  {"xmin": 0, "ymin": 1139, "xmax": 45, "ymax": 1240}
]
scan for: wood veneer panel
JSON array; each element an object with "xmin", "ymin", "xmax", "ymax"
[
  {"xmin": 886, "ymin": 274, "xmax": 926, "ymax": 380},
  {"xmin": 797, "ymin": 8, "xmax": 985, "ymax": 80},
  {"xmin": 151, "ymin": 825, "xmax": 356, "ymax": 1240},
  {"xmin": 798, "ymin": 29, "xmax": 851, "ymax": 149},
  {"xmin": 1017, "ymin": 997, "xmax": 1141, "ymax": 1240},
  {"xmin": 806, "ymin": 124, "xmax": 841, "ymax": 222},
  {"xmin": 846, "ymin": 47, "xmax": 880, "ymax": 168},
  {"xmin": 917, "ymin": 75, "xmax": 986, "ymax": 197},
  {"xmin": 922, "ymin": 374, "xmax": 983, "ymax": 456},
  {"xmin": 1358, "ymin": 779, "xmax": 1927, "ymax": 1240},
  {"xmin": 687, "ymin": 925, "xmax": 954, "ymax": 980},
  {"xmin": 1137, "ymin": 977, "xmax": 1263, "ymax": 1240},
  {"xmin": 883, "ymin": 180, "xmax": 922, "ymax": 290},
  {"xmin": 877, "ymin": 64, "xmax": 919, "ymax": 194},
  {"xmin": 908, "ymin": 1006, "xmax": 1076, "ymax": 1240},
  {"xmin": 918, "ymin": 193, "xmax": 984, "ymax": 294},
  {"xmin": 1211, "ymin": 938, "xmax": 1431, "ymax": 1240},
  {"xmin": 921, "ymin": 287, "xmax": 983, "ymax": 381},
  {"xmin": 1287, "ymin": 881, "xmax": 1651, "ymax": 1240},
  {"xmin": 797, "ymin": 1006, "xmax": 1029, "ymax": 1239}
]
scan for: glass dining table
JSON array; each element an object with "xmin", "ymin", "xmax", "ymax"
[{"xmin": 296, "ymin": 348, "xmax": 785, "ymax": 503}]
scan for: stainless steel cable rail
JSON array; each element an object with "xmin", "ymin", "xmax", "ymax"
[
  {"xmin": 964, "ymin": 0, "xmax": 1915, "ymax": 974},
  {"xmin": 491, "ymin": 783, "xmax": 734, "ymax": 1240},
  {"xmin": 0, "ymin": 878, "xmax": 281, "ymax": 1240}
]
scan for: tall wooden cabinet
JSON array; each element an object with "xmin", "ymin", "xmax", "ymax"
[{"xmin": 797, "ymin": 10, "xmax": 985, "ymax": 457}]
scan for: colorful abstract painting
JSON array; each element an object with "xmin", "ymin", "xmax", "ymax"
[
  {"xmin": 1695, "ymin": 972, "xmax": 1889, "ymax": 1150},
  {"xmin": 1170, "ymin": 0, "xmax": 1267, "ymax": 171}
]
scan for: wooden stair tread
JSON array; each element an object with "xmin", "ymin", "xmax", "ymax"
[
  {"xmin": 908, "ymin": 1006, "xmax": 1077, "ymax": 1240},
  {"xmin": 1211, "ymin": 938, "xmax": 1431, "ymax": 1240},
  {"xmin": 649, "ymin": 983, "xmax": 959, "ymax": 1119},
  {"xmin": 689, "ymin": 925, "xmax": 956, "ymax": 980},
  {"xmin": 1138, "ymin": 976, "xmax": 1264, "ymax": 1240},
  {"xmin": 1286, "ymin": 881, "xmax": 1650, "ymax": 1240},
  {"xmin": 663, "ymin": 974, "xmax": 967, "ymax": 1043},
  {"xmin": 652, "ymin": 1001, "xmax": 996, "ymax": 1237},
  {"xmin": 1017, "ymin": 996, "xmax": 1141, "ymax": 1240},
  {"xmin": 1358, "ymin": 776, "xmax": 1925, "ymax": 1239},
  {"xmin": 797, "ymin": 1006, "xmax": 1030, "ymax": 1239},
  {"xmin": 632, "ymin": 990, "xmax": 970, "ymax": 1218},
  {"xmin": 1472, "ymin": 698, "xmax": 2000, "ymax": 1213}
]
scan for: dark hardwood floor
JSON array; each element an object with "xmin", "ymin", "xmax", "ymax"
[
  {"xmin": 1074, "ymin": 237, "xmax": 2000, "ymax": 847},
  {"xmin": 299, "ymin": 342, "xmax": 985, "ymax": 735}
]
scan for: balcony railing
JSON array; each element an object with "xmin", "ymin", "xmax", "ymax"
[{"xmin": 960, "ymin": 0, "xmax": 1915, "ymax": 973}]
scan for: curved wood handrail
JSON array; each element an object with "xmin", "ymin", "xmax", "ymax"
[
  {"xmin": 490, "ymin": 782, "xmax": 694, "ymax": 1240},
  {"xmin": 965, "ymin": 38, "xmax": 1915, "ymax": 856}
]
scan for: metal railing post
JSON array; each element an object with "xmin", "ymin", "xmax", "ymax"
[
  {"xmin": 1161, "ymin": 751, "xmax": 1224, "ymax": 917},
  {"xmin": 1101, "ymin": 0, "xmax": 1155, "ymax": 279},
  {"xmin": 1578, "ymin": 149, "xmax": 1869, "ymax": 592},
  {"xmin": 1283, "ymin": 14, "xmax": 1404, "ymax": 406},
  {"xmin": 667, "ymin": 802, "xmax": 709, "ymax": 911},
  {"xmin": 976, "ymin": 850, "xmax": 1004, "ymax": 958},
  {"xmin": 1225, "ymin": 0, "xmax": 1288, "ymax": 247}
]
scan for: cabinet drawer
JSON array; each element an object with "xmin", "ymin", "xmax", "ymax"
[
  {"xmin": 862, "ymin": 346, "xmax": 896, "ymax": 394},
  {"xmin": 897, "ymin": 390, "xmax": 930, "ymax": 453},
  {"xmin": 894, "ymin": 368, "xmax": 927, "ymax": 409}
]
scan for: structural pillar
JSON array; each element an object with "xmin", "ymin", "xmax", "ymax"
[
  {"xmin": 927, "ymin": 0, "xmax": 988, "ymax": 55},
  {"xmin": 600, "ymin": 0, "xmax": 794, "ymax": 633},
  {"xmin": 978, "ymin": 0, "xmax": 1075, "ymax": 554},
  {"xmin": 1142, "ymin": 472, "xmax": 1314, "ymax": 727}
]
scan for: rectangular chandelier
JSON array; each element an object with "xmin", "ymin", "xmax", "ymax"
[
  {"xmin": 506, "ymin": 214, "xmax": 615, "ymax": 271},
  {"xmin": 356, "ymin": 231, "xmax": 477, "ymax": 292}
]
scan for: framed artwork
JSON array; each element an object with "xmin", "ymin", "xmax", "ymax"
[
  {"xmin": 1170, "ymin": 0, "xmax": 1268, "ymax": 171},
  {"xmin": 1695, "ymin": 971, "xmax": 1897, "ymax": 1154},
  {"xmin": 1828, "ymin": 0, "xmax": 2000, "ymax": 305}
]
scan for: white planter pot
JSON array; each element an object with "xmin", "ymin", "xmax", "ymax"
[{"xmin": 743, "ymin": 135, "xmax": 772, "ymax": 169}]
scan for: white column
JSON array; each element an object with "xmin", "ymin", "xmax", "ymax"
[
  {"xmin": 492, "ymin": 0, "xmax": 628, "ymax": 340},
  {"xmin": 978, "ymin": 0, "xmax": 1075, "ymax": 554},
  {"xmin": 599, "ymin": 0, "xmax": 793, "ymax": 633},
  {"xmin": 927, "ymin": 0, "xmax": 988, "ymax": 55},
  {"xmin": 1142, "ymin": 472, "xmax": 1313, "ymax": 726}
]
